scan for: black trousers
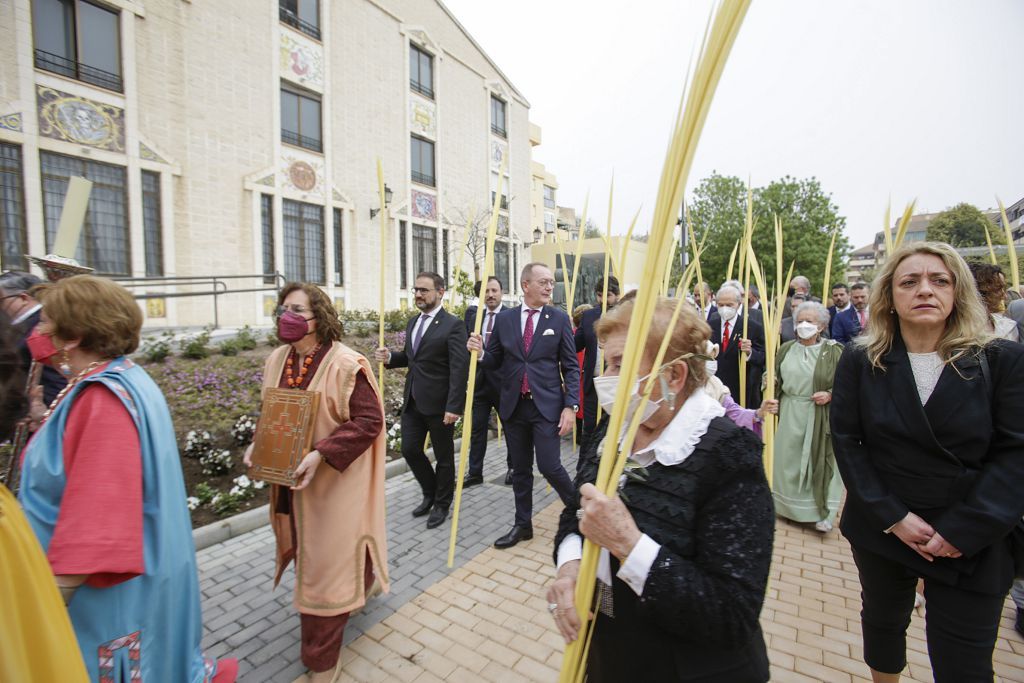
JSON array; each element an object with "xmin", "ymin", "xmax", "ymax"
[
  {"xmin": 503, "ymin": 397, "xmax": 575, "ymax": 527},
  {"xmin": 850, "ymin": 545, "xmax": 1007, "ymax": 683},
  {"xmin": 401, "ymin": 398, "xmax": 455, "ymax": 510},
  {"xmin": 467, "ymin": 389, "xmax": 507, "ymax": 478}
]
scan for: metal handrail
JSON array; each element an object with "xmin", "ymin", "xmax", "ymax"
[
  {"xmin": 113, "ymin": 272, "xmax": 286, "ymax": 328},
  {"xmin": 279, "ymin": 7, "xmax": 321, "ymax": 40},
  {"xmin": 34, "ymin": 49, "xmax": 123, "ymax": 92}
]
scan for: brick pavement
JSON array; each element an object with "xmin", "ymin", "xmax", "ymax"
[{"xmin": 198, "ymin": 438, "xmax": 1024, "ymax": 682}]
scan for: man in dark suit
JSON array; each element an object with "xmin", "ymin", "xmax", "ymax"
[
  {"xmin": 782, "ymin": 274, "xmax": 822, "ymax": 319},
  {"xmin": 693, "ymin": 281, "xmax": 716, "ymax": 320},
  {"xmin": 723, "ymin": 279, "xmax": 763, "ymax": 327},
  {"xmin": 0, "ymin": 271, "xmax": 66, "ymax": 406},
  {"xmin": 708, "ymin": 284, "xmax": 765, "ymax": 408},
  {"xmin": 780, "ymin": 294, "xmax": 807, "ymax": 343},
  {"xmin": 468, "ymin": 262, "xmax": 579, "ymax": 549},
  {"xmin": 375, "ymin": 272, "xmax": 468, "ymax": 529},
  {"xmin": 461, "ymin": 276, "xmax": 509, "ymax": 487},
  {"xmin": 827, "ymin": 283, "xmax": 851, "ymax": 338},
  {"xmin": 832, "ymin": 282, "xmax": 870, "ymax": 344},
  {"xmin": 575, "ymin": 276, "xmax": 619, "ymax": 449}
]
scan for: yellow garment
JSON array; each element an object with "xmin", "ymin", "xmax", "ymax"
[{"xmin": 0, "ymin": 483, "xmax": 89, "ymax": 682}]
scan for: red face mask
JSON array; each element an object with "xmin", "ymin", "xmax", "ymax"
[
  {"xmin": 26, "ymin": 328, "xmax": 60, "ymax": 364},
  {"xmin": 276, "ymin": 311, "xmax": 313, "ymax": 343}
]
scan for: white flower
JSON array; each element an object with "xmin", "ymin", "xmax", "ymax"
[
  {"xmin": 211, "ymin": 493, "xmax": 222, "ymax": 505},
  {"xmin": 233, "ymin": 474, "xmax": 252, "ymax": 488},
  {"xmin": 187, "ymin": 496, "xmax": 200, "ymax": 511},
  {"xmin": 229, "ymin": 486, "xmax": 241, "ymax": 496},
  {"xmin": 253, "ymin": 480, "xmax": 266, "ymax": 490}
]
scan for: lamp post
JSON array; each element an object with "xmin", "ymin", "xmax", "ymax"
[{"xmin": 370, "ymin": 184, "xmax": 393, "ymax": 219}]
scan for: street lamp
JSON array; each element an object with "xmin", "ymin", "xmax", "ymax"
[
  {"xmin": 533, "ymin": 227, "xmax": 542, "ymax": 243},
  {"xmin": 370, "ymin": 184, "xmax": 393, "ymax": 219}
]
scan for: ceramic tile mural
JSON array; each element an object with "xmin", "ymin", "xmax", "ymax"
[
  {"xmin": 37, "ymin": 86, "xmax": 125, "ymax": 152},
  {"xmin": 280, "ymin": 30, "xmax": 325, "ymax": 90},
  {"xmin": 280, "ymin": 153, "xmax": 325, "ymax": 196},
  {"xmin": 490, "ymin": 140, "xmax": 507, "ymax": 172},
  {"xmin": 0, "ymin": 112, "xmax": 22, "ymax": 133},
  {"xmin": 411, "ymin": 189, "xmax": 437, "ymax": 221},
  {"xmin": 409, "ymin": 98, "xmax": 436, "ymax": 137}
]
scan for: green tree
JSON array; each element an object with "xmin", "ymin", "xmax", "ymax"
[
  {"xmin": 674, "ymin": 173, "xmax": 851, "ymax": 300},
  {"xmin": 925, "ymin": 203, "xmax": 996, "ymax": 248}
]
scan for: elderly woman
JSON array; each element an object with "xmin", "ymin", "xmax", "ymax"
[
  {"xmin": 546, "ymin": 299, "xmax": 774, "ymax": 682},
  {"xmin": 771, "ymin": 301, "xmax": 844, "ymax": 532},
  {"xmin": 16, "ymin": 276, "xmax": 235, "ymax": 682},
  {"xmin": 831, "ymin": 242, "xmax": 1024, "ymax": 683},
  {"xmin": 244, "ymin": 282, "xmax": 388, "ymax": 682},
  {"xmin": 969, "ymin": 261, "xmax": 1020, "ymax": 342}
]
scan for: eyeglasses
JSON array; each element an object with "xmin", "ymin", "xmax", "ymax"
[
  {"xmin": 532, "ymin": 279, "xmax": 556, "ymax": 288},
  {"xmin": 275, "ymin": 304, "xmax": 311, "ymax": 316},
  {"xmin": 412, "ymin": 287, "xmax": 436, "ymax": 294}
]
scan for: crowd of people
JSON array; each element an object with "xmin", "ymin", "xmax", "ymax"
[{"xmin": 1, "ymin": 238, "xmax": 1022, "ymax": 682}]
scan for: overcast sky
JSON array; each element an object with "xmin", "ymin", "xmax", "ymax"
[{"xmin": 443, "ymin": 0, "xmax": 1023, "ymax": 250}]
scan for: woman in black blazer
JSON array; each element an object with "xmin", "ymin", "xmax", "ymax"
[{"xmin": 830, "ymin": 242, "xmax": 1024, "ymax": 683}]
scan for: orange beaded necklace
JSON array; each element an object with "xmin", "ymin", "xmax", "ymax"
[{"xmin": 284, "ymin": 344, "xmax": 321, "ymax": 388}]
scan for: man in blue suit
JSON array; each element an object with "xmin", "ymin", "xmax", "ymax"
[
  {"xmin": 827, "ymin": 283, "xmax": 850, "ymax": 338},
  {"xmin": 575, "ymin": 276, "xmax": 619, "ymax": 450},
  {"xmin": 462, "ymin": 276, "xmax": 510, "ymax": 487},
  {"xmin": 468, "ymin": 263, "xmax": 579, "ymax": 549},
  {"xmin": 832, "ymin": 282, "xmax": 870, "ymax": 344}
]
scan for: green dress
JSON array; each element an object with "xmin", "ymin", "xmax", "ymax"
[{"xmin": 772, "ymin": 339, "xmax": 845, "ymax": 523}]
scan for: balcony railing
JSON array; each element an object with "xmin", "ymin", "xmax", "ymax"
[
  {"xmin": 281, "ymin": 128, "xmax": 322, "ymax": 152},
  {"xmin": 411, "ymin": 170, "xmax": 435, "ymax": 187},
  {"xmin": 279, "ymin": 7, "xmax": 321, "ymax": 40},
  {"xmin": 410, "ymin": 80, "xmax": 434, "ymax": 99},
  {"xmin": 491, "ymin": 124, "xmax": 507, "ymax": 138},
  {"xmin": 34, "ymin": 49, "xmax": 123, "ymax": 92}
]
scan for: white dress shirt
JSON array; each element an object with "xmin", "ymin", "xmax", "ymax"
[
  {"xmin": 556, "ymin": 390, "xmax": 726, "ymax": 595},
  {"xmin": 520, "ymin": 304, "xmax": 545, "ymax": 335},
  {"xmin": 12, "ymin": 302, "xmax": 41, "ymax": 325}
]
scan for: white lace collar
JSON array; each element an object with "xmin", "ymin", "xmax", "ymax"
[{"xmin": 628, "ymin": 389, "xmax": 726, "ymax": 467}]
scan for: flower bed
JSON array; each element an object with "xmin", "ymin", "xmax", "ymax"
[{"xmin": 141, "ymin": 334, "xmax": 409, "ymax": 528}]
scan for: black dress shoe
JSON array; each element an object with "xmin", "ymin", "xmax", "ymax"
[
  {"xmin": 426, "ymin": 507, "xmax": 448, "ymax": 529},
  {"xmin": 503, "ymin": 470, "xmax": 513, "ymax": 486},
  {"xmin": 463, "ymin": 474, "xmax": 484, "ymax": 487},
  {"xmin": 494, "ymin": 525, "xmax": 533, "ymax": 549},
  {"xmin": 412, "ymin": 496, "xmax": 434, "ymax": 517}
]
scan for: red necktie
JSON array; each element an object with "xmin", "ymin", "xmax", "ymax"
[
  {"xmin": 858, "ymin": 310, "xmax": 866, "ymax": 328},
  {"xmin": 521, "ymin": 309, "xmax": 537, "ymax": 393},
  {"xmin": 722, "ymin": 321, "xmax": 731, "ymax": 352},
  {"xmin": 484, "ymin": 310, "xmax": 495, "ymax": 348}
]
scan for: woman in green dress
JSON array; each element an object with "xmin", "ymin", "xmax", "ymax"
[{"xmin": 771, "ymin": 301, "xmax": 844, "ymax": 532}]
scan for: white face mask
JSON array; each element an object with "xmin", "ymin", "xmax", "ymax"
[
  {"xmin": 705, "ymin": 360, "xmax": 718, "ymax": 377},
  {"xmin": 718, "ymin": 305, "xmax": 737, "ymax": 321},
  {"xmin": 593, "ymin": 367, "xmax": 673, "ymax": 425},
  {"xmin": 795, "ymin": 321, "xmax": 819, "ymax": 340}
]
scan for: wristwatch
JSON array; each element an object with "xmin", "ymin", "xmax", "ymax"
[{"xmin": 571, "ymin": 404, "xmax": 579, "ymax": 412}]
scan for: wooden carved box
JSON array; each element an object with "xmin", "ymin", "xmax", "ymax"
[{"xmin": 250, "ymin": 388, "xmax": 321, "ymax": 487}]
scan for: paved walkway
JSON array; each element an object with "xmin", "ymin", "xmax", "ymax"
[{"xmin": 197, "ymin": 438, "xmax": 1024, "ymax": 682}]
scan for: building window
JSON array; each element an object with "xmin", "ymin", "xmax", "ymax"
[
  {"xmin": 282, "ymin": 199, "xmax": 324, "ymax": 285},
  {"xmin": 32, "ymin": 0, "xmax": 123, "ymax": 92},
  {"xmin": 494, "ymin": 240, "xmax": 509, "ymax": 295},
  {"xmin": 409, "ymin": 44, "xmax": 434, "ymax": 99},
  {"xmin": 333, "ymin": 207, "xmax": 343, "ymax": 286},
  {"xmin": 411, "ymin": 136, "xmax": 435, "ymax": 187},
  {"xmin": 281, "ymin": 86, "xmax": 322, "ymax": 152},
  {"xmin": 412, "ymin": 224, "xmax": 437, "ymax": 277},
  {"xmin": 0, "ymin": 143, "xmax": 27, "ymax": 271},
  {"xmin": 40, "ymin": 151, "xmax": 129, "ymax": 275},
  {"xmin": 141, "ymin": 171, "xmax": 163, "ymax": 276},
  {"xmin": 399, "ymin": 220, "xmax": 408, "ymax": 289},
  {"xmin": 490, "ymin": 95, "xmax": 507, "ymax": 138},
  {"xmin": 261, "ymin": 194, "xmax": 275, "ymax": 283},
  {"xmin": 491, "ymin": 191, "xmax": 509, "ymax": 211},
  {"xmin": 279, "ymin": 0, "xmax": 320, "ymax": 40},
  {"xmin": 544, "ymin": 211, "xmax": 555, "ymax": 232},
  {"xmin": 543, "ymin": 185, "xmax": 556, "ymax": 209}
]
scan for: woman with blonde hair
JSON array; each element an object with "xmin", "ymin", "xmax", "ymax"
[
  {"xmin": 17, "ymin": 275, "xmax": 236, "ymax": 682},
  {"xmin": 244, "ymin": 282, "xmax": 388, "ymax": 682},
  {"xmin": 831, "ymin": 242, "xmax": 1024, "ymax": 683},
  {"xmin": 546, "ymin": 298, "xmax": 774, "ymax": 681}
]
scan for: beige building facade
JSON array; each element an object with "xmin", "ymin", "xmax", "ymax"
[{"xmin": 0, "ymin": 0, "xmax": 538, "ymax": 327}]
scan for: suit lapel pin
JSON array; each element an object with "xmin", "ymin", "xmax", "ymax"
[{"xmin": 544, "ymin": 314, "xmax": 549, "ymax": 319}]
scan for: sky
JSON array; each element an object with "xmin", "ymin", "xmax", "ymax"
[{"xmin": 442, "ymin": 0, "xmax": 1023, "ymax": 251}]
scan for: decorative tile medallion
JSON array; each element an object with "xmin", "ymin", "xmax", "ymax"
[
  {"xmin": 139, "ymin": 141, "xmax": 167, "ymax": 164},
  {"xmin": 288, "ymin": 160, "xmax": 317, "ymax": 191},
  {"xmin": 280, "ymin": 153, "xmax": 324, "ymax": 196},
  {"xmin": 490, "ymin": 140, "xmax": 507, "ymax": 172},
  {"xmin": 146, "ymin": 298, "xmax": 166, "ymax": 318},
  {"xmin": 37, "ymin": 86, "xmax": 125, "ymax": 152},
  {"xmin": 409, "ymin": 98, "xmax": 436, "ymax": 137},
  {"xmin": 411, "ymin": 189, "xmax": 437, "ymax": 221},
  {"xmin": 280, "ymin": 30, "xmax": 324, "ymax": 90},
  {"xmin": 0, "ymin": 112, "xmax": 23, "ymax": 133}
]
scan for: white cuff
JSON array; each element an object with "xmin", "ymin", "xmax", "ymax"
[
  {"xmin": 556, "ymin": 533, "xmax": 583, "ymax": 569},
  {"xmin": 616, "ymin": 534, "xmax": 661, "ymax": 596}
]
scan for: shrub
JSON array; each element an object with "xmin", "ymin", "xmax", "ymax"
[
  {"xmin": 236, "ymin": 325, "xmax": 260, "ymax": 351},
  {"xmin": 386, "ymin": 422, "xmax": 402, "ymax": 452},
  {"xmin": 193, "ymin": 482, "xmax": 216, "ymax": 504},
  {"xmin": 265, "ymin": 329, "xmax": 280, "ymax": 347},
  {"xmin": 179, "ymin": 327, "xmax": 212, "ymax": 359},
  {"xmin": 219, "ymin": 339, "xmax": 241, "ymax": 356},
  {"xmin": 141, "ymin": 331, "xmax": 174, "ymax": 363},
  {"xmin": 183, "ymin": 430, "xmax": 214, "ymax": 459}
]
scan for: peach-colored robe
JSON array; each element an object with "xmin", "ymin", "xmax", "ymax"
[{"xmin": 263, "ymin": 342, "xmax": 389, "ymax": 616}]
